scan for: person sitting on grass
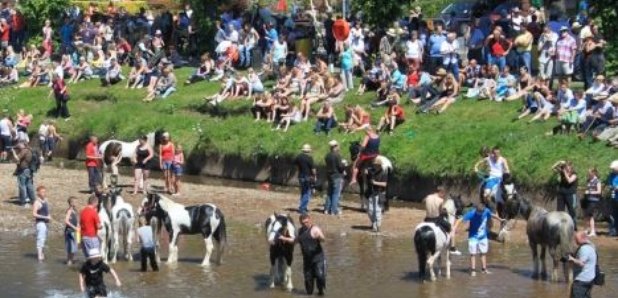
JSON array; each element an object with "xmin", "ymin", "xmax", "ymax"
[
  {"xmin": 101, "ymin": 57, "xmax": 122, "ymax": 87},
  {"xmin": 493, "ymin": 65, "xmax": 517, "ymax": 102},
  {"xmin": 186, "ymin": 53, "xmax": 214, "ymax": 85},
  {"xmin": 550, "ymin": 90, "xmax": 587, "ymax": 135},
  {"xmin": 69, "ymin": 57, "xmax": 93, "ymax": 84},
  {"xmin": 515, "ymin": 78, "xmax": 551, "ymax": 122},
  {"xmin": 204, "ymin": 73, "xmax": 234, "ymax": 106},
  {"xmin": 357, "ymin": 60, "xmax": 386, "ymax": 95},
  {"xmin": 79, "ymin": 248, "xmax": 122, "ymax": 298},
  {"xmin": 578, "ymin": 93, "xmax": 614, "ymax": 139},
  {"xmin": 377, "ymin": 98, "xmax": 405, "ymax": 135},
  {"xmin": 460, "ymin": 59, "xmax": 482, "ymax": 88},
  {"xmin": 505, "ymin": 66, "xmax": 533, "ymax": 101},
  {"xmin": 341, "ymin": 105, "xmax": 371, "ymax": 134},
  {"xmin": 19, "ymin": 60, "xmax": 45, "ymax": 88},
  {"xmin": 314, "ymin": 102, "xmax": 336, "ymax": 135},
  {"xmin": 274, "ymin": 103, "xmax": 302, "ymax": 132},
  {"xmin": 60, "ymin": 54, "xmax": 74, "ymax": 79},
  {"xmin": 270, "ymin": 95, "xmax": 291, "ymax": 124},
  {"xmin": 300, "ymin": 73, "xmax": 326, "ymax": 120},
  {"xmin": 245, "ymin": 68, "xmax": 264, "ymax": 98},
  {"xmin": 429, "ymin": 73, "xmax": 460, "ymax": 114},
  {"xmin": 252, "ymin": 93, "xmax": 274, "ymax": 122},
  {"xmin": 371, "ymin": 81, "xmax": 390, "ymax": 107},
  {"xmin": 144, "ymin": 66, "xmax": 176, "ymax": 101},
  {"xmin": 0, "ymin": 65, "xmax": 18, "ymax": 86},
  {"xmin": 126, "ymin": 59, "xmax": 146, "ymax": 89}
]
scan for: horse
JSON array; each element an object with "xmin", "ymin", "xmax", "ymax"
[
  {"xmin": 99, "ymin": 131, "xmax": 160, "ymax": 189},
  {"xmin": 349, "ymin": 141, "xmax": 394, "ymax": 211},
  {"xmin": 107, "ymin": 187, "xmax": 135, "ymax": 263},
  {"xmin": 501, "ymin": 196, "xmax": 574, "ymax": 282},
  {"xmin": 413, "ymin": 194, "xmax": 464, "ymax": 281},
  {"xmin": 97, "ymin": 195, "xmax": 114, "ymax": 264},
  {"xmin": 144, "ymin": 193, "xmax": 227, "ymax": 266},
  {"xmin": 265, "ymin": 213, "xmax": 296, "ymax": 291},
  {"xmin": 480, "ymin": 173, "xmax": 515, "ymax": 219}
]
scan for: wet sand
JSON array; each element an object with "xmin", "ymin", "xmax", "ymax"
[{"xmin": 1, "ymin": 163, "xmax": 616, "ymax": 248}]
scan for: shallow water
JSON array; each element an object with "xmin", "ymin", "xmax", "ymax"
[{"xmin": 1, "ymin": 223, "xmax": 617, "ymax": 298}]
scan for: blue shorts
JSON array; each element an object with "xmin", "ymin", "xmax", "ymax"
[
  {"xmin": 173, "ymin": 164, "xmax": 183, "ymax": 176},
  {"xmin": 483, "ymin": 177, "xmax": 501, "ymax": 192},
  {"xmin": 162, "ymin": 161, "xmax": 174, "ymax": 170},
  {"xmin": 65, "ymin": 231, "xmax": 78, "ymax": 254}
]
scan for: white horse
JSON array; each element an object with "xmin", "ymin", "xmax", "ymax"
[
  {"xmin": 99, "ymin": 132, "xmax": 157, "ymax": 188},
  {"xmin": 265, "ymin": 213, "xmax": 296, "ymax": 291},
  {"xmin": 97, "ymin": 198, "xmax": 113, "ymax": 264},
  {"xmin": 145, "ymin": 193, "xmax": 227, "ymax": 266},
  {"xmin": 413, "ymin": 195, "xmax": 462, "ymax": 281},
  {"xmin": 107, "ymin": 187, "xmax": 135, "ymax": 263}
]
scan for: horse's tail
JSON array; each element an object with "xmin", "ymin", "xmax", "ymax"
[
  {"xmin": 214, "ymin": 208, "xmax": 227, "ymax": 262},
  {"xmin": 554, "ymin": 212, "xmax": 575, "ymax": 260},
  {"xmin": 414, "ymin": 225, "xmax": 436, "ymax": 281}
]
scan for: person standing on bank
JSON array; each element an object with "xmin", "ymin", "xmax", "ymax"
[
  {"xmin": 32, "ymin": 186, "xmax": 51, "ymax": 262},
  {"xmin": 64, "ymin": 196, "xmax": 79, "ymax": 265},
  {"xmin": 298, "ymin": 214, "xmax": 326, "ymax": 296},
  {"xmin": 569, "ymin": 231, "xmax": 598, "ymax": 298},
  {"xmin": 12, "ymin": 141, "xmax": 35, "ymax": 207},
  {"xmin": 553, "ymin": 160, "xmax": 579, "ymax": 231},
  {"xmin": 136, "ymin": 216, "xmax": 158, "ymax": 272},
  {"xmin": 296, "ymin": 144, "xmax": 317, "ymax": 214},
  {"xmin": 324, "ymin": 140, "xmax": 346, "ymax": 216},
  {"xmin": 85, "ymin": 136, "xmax": 102, "ymax": 194},
  {"xmin": 48, "ymin": 73, "xmax": 71, "ymax": 121},
  {"xmin": 366, "ymin": 158, "xmax": 387, "ymax": 232}
]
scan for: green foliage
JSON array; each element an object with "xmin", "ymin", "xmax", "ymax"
[
  {"xmin": 352, "ymin": 0, "xmax": 409, "ymax": 28},
  {"xmin": 590, "ymin": 0, "xmax": 618, "ymax": 75},
  {"xmin": 18, "ymin": 0, "xmax": 70, "ymax": 36}
]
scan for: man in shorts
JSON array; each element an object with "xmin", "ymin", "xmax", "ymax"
[
  {"xmin": 80, "ymin": 195, "xmax": 101, "ymax": 258},
  {"xmin": 452, "ymin": 203, "xmax": 504, "ymax": 276},
  {"xmin": 555, "ymin": 26, "xmax": 577, "ymax": 83}
]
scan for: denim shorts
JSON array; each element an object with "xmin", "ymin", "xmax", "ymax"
[
  {"xmin": 162, "ymin": 161, "xmax": 174, "ymax": 170},
  {"xmin": 173, "ymin": 164, "xmax": 183, "ymax": 176}
]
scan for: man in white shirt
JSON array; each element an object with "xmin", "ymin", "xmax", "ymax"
[
  {"xmin": 440, "ymin": 32, "xmax": 459, "ymax": 80},
  {"xmin": 537, "ymin": 26, "xmax": 558, "ymax": 80},
  {"xmin": 226, "ymin": 24, "xmax": 239, "ymax": 44}
]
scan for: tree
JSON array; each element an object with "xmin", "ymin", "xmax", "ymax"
[
  {"xmin": 590, "ymin": 0, "xmax": 618, "ymax": 75},
  {"xmin": 18, "ymin": 0, "xmax": 70, "ymax": 37},
  {"xmin": 351, "ymin": 0, "xmax": 409, "ymax": 29}
]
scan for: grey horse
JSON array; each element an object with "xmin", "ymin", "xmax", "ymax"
[{"xmin": 502, "ymin": 196, "xmax": 574, "ymax": 282}]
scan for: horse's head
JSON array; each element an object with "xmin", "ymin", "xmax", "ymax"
[
  {"xmin": 349, "ymin": 141, "xmax": 361, "ymax": 161},
  {"xmin": 153, "ymin": 129, "xmax": 166, "ymax": 148},
  {"xmin": 109, "ymin": 187, "xmax": 123, "ymax": 206},
  {"xmin": 449, "ymin": 194, "xmax": 466, "ymax": 217},
  {"xmin": 97, "ymin": 192, "xmax": 112, "ymax": 213},
  {"xmin": 504, "ymin": 195, "xmax": 532, "ymax": 222},
  {"xmin": 501, "ymin": 174, "xmax": 517, "ymax": 201},
  {"xmin": 104, "ymin": 142, "xmax": 122, "ymax": 165},
  {"xmin": 266, "ymin": 212, "xmax": 295, "ymax": 243}
]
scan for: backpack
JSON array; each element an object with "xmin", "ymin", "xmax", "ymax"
[{"xmin": 28, "ymin": 148, "xmax": 41, "ymax": 173}]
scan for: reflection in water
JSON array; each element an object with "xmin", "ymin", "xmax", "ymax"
[{"xmin": 1, "ymin": 226, "xmax": 616, "ymax": 298}]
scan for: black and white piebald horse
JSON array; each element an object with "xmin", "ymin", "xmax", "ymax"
[
  {"xmin": 413, "ymin": 195, "xmax": 464, "ymax": 281},
  {"xmin": 144, "ymin": 193, "xmax": 227, "ymax": 266},
  {"xmin": 107, "ymin": 187, "xmax": 135, "ymax": 263},
  {"xmin": 99, "ymin": 131, "xmax": 161, "ymax": 188},
  {"xmin": 501, "ymin": 196, "xmax": 574, "ymax": 282},
  {"xmin": 349, "ymin": 141, "xmax": 394, "ymax": 211},
  {"xmin": 97, "ymin": 194, "xmax": 113, "ymax": 263},
  {"xmin": 265, "ymin": 213, "xmax": 296, "ymax": 291}
]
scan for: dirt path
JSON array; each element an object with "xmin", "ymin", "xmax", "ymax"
[{"xmin": 2, "ymin": 163, "xmax": 616, "ymax": 248}]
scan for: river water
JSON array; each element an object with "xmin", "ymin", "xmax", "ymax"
[{"xmin": 1, "ymin": 224, "xmax": 616, "ymax": 298}]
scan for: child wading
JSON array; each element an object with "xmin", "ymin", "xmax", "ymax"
[
  {"xmin": 79, "ymin": 248, "xmax": 122, "ymax": 298},
  {"xmin": 137, "ymin": 216, "xmax": 159, "ymax": 272},
  {"xmin": 452, "ymin": 203, "xmax": 505, "ymax": 276},
  {"xmin": 64, "ymin": 196, "xmax": 79, "ymax": 265}
]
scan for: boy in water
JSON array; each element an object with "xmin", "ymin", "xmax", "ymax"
[
  {"xmin": 452, "ymin": 203, "xmax": 504, "ymax": 276},
  {"xmin": 137, "ymin": 216, "xmax": 159, "ymax": 272},
  {"xmin": 79, "ymin": 248, "xmax": 122, "ymax": 298},
  {"xmin": 64, "ymin": 196, "xmax": 79, "ymax": 265}
]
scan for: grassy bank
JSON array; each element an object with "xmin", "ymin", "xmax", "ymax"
[{"xmin": 2, "ymin": 68, "xmax": 614, "ymax": 188}]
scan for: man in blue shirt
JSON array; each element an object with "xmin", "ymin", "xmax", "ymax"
[
  {"xmin": 607, "ymin": 160, "xmax": 618, "ymax": 236},
  {"xmin": 427, "ymin": 23, "xmax": 446, "ymax": 72},
  {"xmin": 452, "ymin": 203, "xmax": 504, "ymax": 276}
]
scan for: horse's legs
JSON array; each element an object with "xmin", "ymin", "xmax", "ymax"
[
  {"xmin": 445, "ymin": 247, "xmax": 451, "ymax": 279},
  {"xmin": 427, "ymin": 250, "xmax": 441, "ymax": 281},
  {"xmin": 202, "ymin": 236, "xmax": 214, "ymax": 267},
  {"xmin": 284, "ymin": 254, "xmax": 293, "ymax": 291},
  {"xmin": 437, "ymin": 254, "xmax": 442, "ymax": 277},
  {"xmin": 530, "ymin": 243, "xmax": 539, "ymax": 279},
  {"xmin": 126, "ymin": 222, "xmax": 134, "ymax": 261},
  {"xmin": 540, "ymin": 246, "xmax": 547, "ymax": 279},
  {"xmin": 167, "ymin": 231, "xmax": 179, "ymax": 264},
  {"xmin": 564, "ymin": 259, "xmax": 573, "ymax": 284},
  {"xmin": 549, "ymin": 247, "xmax": 558, "ymax": 282},
  {"xmin": 269, "ymin": 250, "xmax": 277, "ymax": 288},
  {"xmin": 112, "ymin": 222, "xmax": 119, "ymax": 263}
]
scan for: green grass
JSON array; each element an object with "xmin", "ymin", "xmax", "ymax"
[{"xmin": 2, "ymin": 68, "xmax": 614, "ymax": 188}]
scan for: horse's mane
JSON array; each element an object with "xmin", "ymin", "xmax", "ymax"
[
  {"xmin": 156, "ymin": 194, "xmax": 185, "ymax": 212},
  {"xmin": 104, "ymin": 142, "xmax": 123, "ymax": 164}
]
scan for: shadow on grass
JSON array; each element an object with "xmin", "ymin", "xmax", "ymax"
[{"xmin": 189, "ymin": 101, "xmax": 252, "ymax": 119}]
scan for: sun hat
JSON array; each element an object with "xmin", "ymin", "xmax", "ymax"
[
  {"xmin": 386, "ymin": 28, "xmax": 397, "ymax": 37},
  {"xmin": 328, "ymin": 140, "xmax": 338, "ymax": 147},
  {"xmin": 572, "ymin": 21, "xmax": 582, "ymax": 29},
  {"xmin": 155, "ymin": 29, "xmax": 162, "ymax": 35},
  {"xmin": 436, "ymin": 68, "xmax": 447, "ymax": 76},
  {"xmin": 87, "ymin": 248, "xmax": 102, "ymax": 259},
  {"xmin": 301, "ymin": 144, "xmax": 312, "ymax": 152},
  {"xmin": 559, "ymin": 26, "xmax": 569, "ymax": 32},
  {"xmin": 610, "ymin": 160, "xmax": 618, "ymax": 170},
  {"xmin": 609, "ymin": 93, "xmax": 618, "ymax": 104}
]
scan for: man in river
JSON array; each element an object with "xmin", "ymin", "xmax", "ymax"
[
  {"xmin": 324, "ymin": 140, "xmax": 347, "ymax": 216},
  {"xmin": 366, "ymin": 157, "xmax": 387, "ymax": 232},
  {"xmin": 568, "ymin": 231, "xmax": 599, "ymax": 298},
  {"xmin": 32, "ymin": 186, "xmax": 51, "ymax": 262},
  {"xmin": 474, "ymin": 146, "xmax": 511, "ymax": 216},
  {"xmin": 297, "ymin": 214, "xmax": 326, "ymax": 295},
  {"xmin": 423, "ymin": 186, "xmax": 462, "ymax": 255},
  {"xmin": 295, "ymin": 144, "xmax": 317, "ymax": 214},
  {"xmin": 80, "ymin": 195, "xmax": 101, "ymax": 258},
  {"xmin": 79, "ymin": 248, "xmax": 122, "ymax": 298}
]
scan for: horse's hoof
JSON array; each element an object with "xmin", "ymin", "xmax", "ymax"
[
  {"xmin": 269, "ymin": 283, "xmax": 275, "ymax": 289},
  {"xmin": 446, "ymin": 275, "xmax": 451, "ymax": 280},
  {"xmin": 430, "ymin": 276, "xmax": 437, "ymax": 282},
  {"xmin": 286, "ymin": 286, "xmax": 293, "ymax": 292}
]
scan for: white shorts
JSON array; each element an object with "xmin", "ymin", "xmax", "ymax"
[
  {"xmin": 555, "ymin": 61, "xmax": 573, "ymax": 76},
  {"xmin": 468, "ymin": 238, "xmax": 488, "ymax": 255},
  {"xmin": 36, "ymin": 222, "xmax": 48, "ymax": 249}
]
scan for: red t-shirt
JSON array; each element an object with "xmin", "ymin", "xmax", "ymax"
[
  {"xmin": 407, "ymin": 72, "xmax": 420, "ymax": 87},
  {"xmin": 85, "ymin": 142, "xmax": 99, "ymax": 168},
  {"xmin": 0, "ymin": 24, "xmax": 10, "ymax": 42},
  {"xmin": 80, "ymin": 206, "xmax": 100, "ymax": 237},
  {"xmin": 490, "ymin": 39, "xmax": 506, "ymax": 57}
]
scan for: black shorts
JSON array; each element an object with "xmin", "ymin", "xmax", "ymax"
[
  {"xmin": 584, "ymin": 199, "xmax": 599, "ymax": 218},
  {"xmin": 87, "ymin": 284, "xmax": 107, "ymax": 298},
  {"xmin": 0, "ymin": 135, "xmax": 12, "ymax": 152}
]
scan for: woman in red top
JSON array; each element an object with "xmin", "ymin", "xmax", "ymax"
[
  {"xmin": 485, "ymin": 29, "xmax": 511, "ymax": 71},
  {"xmin": 48, "ymin": 73, "xmax": 71, "ymax": 120},
  {"xmin": 0, "ymin": 18, "xmax": 10, "ymax": 49},
  {"xmin": 377, "ymin": 91, "xmax": 405, "ymax": 134},
  {"xmin": 159, "ymin": 132, "xmax": 175, "ymax": 194}
]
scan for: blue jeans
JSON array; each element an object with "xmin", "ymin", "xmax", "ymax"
[
  {"xmin": 488, "ymin": 55, "xmax": 506, "ymax": 71},
  {"xmin": 324, "ymin": 176, "xmax": 343, "ymax": 215},
  {"xmin": 87, "ymin": 166, "xmax": 101, "ymax": 193},
  {"xmin": 299, "ymin": 177, "xmax": 313, "ymax": 213},
  {"xmin": 314, "ymin": 117, "xmax": 335, "ymax": 134},
  {"xmin": 443, "ymin": 62, "xmax": 459, "ymax": 81},
  {"xmin": 610, "ymin": 200, "xmax": 618, "ymax": 236},
  {"xmin": 516, "ymin": 51, "xmax": 531, "ymax": 72},
  {"xmin": 240, "ymin": 45, "xmax": 254, "ymax": 68},
  {"xmin": 160, "ymin": 87, "xmax": 176, "ymax": 98},
  {"xmin": 17, "ymin": 169, "xmax": 35, "ymax": 205}
]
